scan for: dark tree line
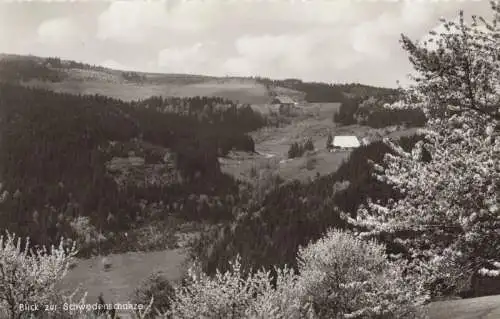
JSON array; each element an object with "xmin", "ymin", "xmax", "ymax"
[
  {"xmin": 136, "ymin": 96, "xmax": 266, "ymax": 136},
  {"xmin": 122, "ymin": 71, "xmax": 147, "ymax": 82},
  {"xmin": 362, "ymin": 107, "xmax": 427, "ymax": 128},
  {"xmin": 255, "ymin": 76, "xmax": 398, "ymax": 103},
  {"xmin": 0, "ymin": 55, "xmax": 121, "ymax": 84},
  {"xmin": 132, "ymin": 96, "xmax": 265, "ymax": 156},
  {"xmin": 332, "ymin": 97, "xmax": 363, "ymax": 125},
  {"xmin": 45, "ymin": 56, "xmax": 107, "ymax": 71},
  {"xmin": 287, "ymin": 138, "xmax": 314, "ymax": 159},
  {"xmin": 0, "ymin": 59, "xmax": 66, "ymax": 82},
  {"xmin": 333, "ymin": 95, "xmax": 427, "ymax": 128}
]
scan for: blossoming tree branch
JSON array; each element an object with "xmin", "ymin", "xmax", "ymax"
[{"xmin": 345, "ymin": 0, "xmax": 500, "ymax": 297}]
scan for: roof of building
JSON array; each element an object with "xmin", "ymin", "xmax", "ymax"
[
  {"xmin": 273, "ymin": 95, "xmax": 296, "ymax": 104},
  {"xmin": 333, "ymin": 135, "xmax": 361, "ymax": 148}
]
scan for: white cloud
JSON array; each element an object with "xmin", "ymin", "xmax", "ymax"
[
  {"xmin": 158, "ymin": 42, "xmax": 215, "ymax": 74},
  {"xmin": 401, "ymin": 0, "xmax": 434, "ymax": 28},
  {"xmin": 222, "ymin": 57, "xmax": 254, "ymax": 77},
  {"xmin": 223, "ymin": 27, "xmax": 386, "ymax": 80},
  {"xmin": 165, "ymin": 1, "xmax": 222, "ymax": 32},
  {"xmin": 350, "ymin": 13, "xmax": 398, "ymax": 61},
  {"xmin": 96, "ymin": 1, "xmax": 222, "ymax": 44},
  {"xmin": 219, "ymin": 0, "xmax": 440, "ymax": 81},
  {"xmin": 264, "ymin": 0, "xmax": 367, "ymax": 26},
  {"xmin": 0, "ymin": 27, "xmax": 5, "ymax": 49},
  {"xmin": 349, "ymin": 2, "xmax": 436, "ymax": 61},
  {"xmin": 92, "ymin": 0, "xmax": 491, "ymax": 87},
  {"xmin": 234, "ymin": 34, "xmax": 310, "ymax": 62},
  {"xmin": 97, "ymin": 1, "xmax": 169, "ymax": 43},
  {"xmin": 37, "ymin": 17, "xmax": 85, "ymax": 45},
  {"xmin": 95, "ymin": 0, "xmax": 373, "ymax": 45},
  {"xmin": 222, "ymin": 34, "xmax": 315, "ymax": 78}
]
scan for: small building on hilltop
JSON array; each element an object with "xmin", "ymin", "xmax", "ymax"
[{"xmin": 329, "ymin": 135, "xmax": 361, "ymax": 151}]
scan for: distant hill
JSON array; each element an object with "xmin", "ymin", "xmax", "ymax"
[
  {"xmin": 0, "ymin": 54, "xmax": 400, "ymax": 106},
  {"xmin": 0, "ymin": 54, "xmax": 272, "ymax": 104}
]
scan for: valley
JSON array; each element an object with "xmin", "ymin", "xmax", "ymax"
[{"xmin": 0, "ymin": 53, "xmax": 497, "ymax": 319}]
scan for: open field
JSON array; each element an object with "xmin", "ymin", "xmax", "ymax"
[
  {"xmin": 220, "ymin": 101, "xmax": 420, "ymax": 183},
  {"xmin": 22, "ymin": 69, "xmax": 273, "ymax": 104},
  {"xmin": 58, "ymin": 248, "xmax": 187, "ymax": 306}
]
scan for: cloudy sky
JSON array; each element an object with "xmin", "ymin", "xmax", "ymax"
[{"xmin": 0, "ymin": 0, "xmax": 492, "ymax": 88}]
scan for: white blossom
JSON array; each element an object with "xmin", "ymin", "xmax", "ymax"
[
  {"xmin": 163, "ymin": 230, "xmax": 424, "ymax": 318},
  {"xmin": 0, "ymin": 231, "xmax": 78, "ymax": 318},
  {"xmin": 349, "ymin": 1, "xmax": 500, "ymax": 297}
]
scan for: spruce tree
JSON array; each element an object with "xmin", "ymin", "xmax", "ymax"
[{"xmin": 326, "ymin": 133, "xmax": 333, "ymax": 150}]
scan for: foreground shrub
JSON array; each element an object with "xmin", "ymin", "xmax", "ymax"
[
  {"xmin": 0, "ymin": 232, "xmax": 157, "ymax": 319},
  {"xmin": 165, "ymin": 230, "xmax": 424, "ymax": 319},
  {"xmin": 0, "ymin": 231, "xmax": 77, "ymax": 319},
  {"xmin": 166, "ymin": 256, "xmax": 315, "ymax": 319},
  {"xmin": 132, "ymin": 271, "xmax": 176, "ymax": 318},
  {"xmin": 0, "ymin": 230, "xmax": 425, "ymax": 318},
  {"xmin": 296, "ymin": 229, "xmax": 426, "ymax": 318}
]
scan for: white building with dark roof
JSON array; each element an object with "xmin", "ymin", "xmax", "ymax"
[{"xmin": 330, "ymin": 135, "xmax": 361, "ymax": 150}]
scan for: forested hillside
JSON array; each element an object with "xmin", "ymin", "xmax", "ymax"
[
  {"xmin": 191, "ymin": 135, "xmax": 426, "ymax": 276},
  {"xmin": 0, "ymin": 83, "xmax": 266, "ymax": 256},
  {"xmin": 0, "ymin": 56, "xmax": 66, "ymax": 82},
  {"xmin": 255, "ymin": 77, "xmax": 398, "ymax": 102},
  {"xmin": 333, "ymin": 94, "xmax": 427, "ymax": 128}
]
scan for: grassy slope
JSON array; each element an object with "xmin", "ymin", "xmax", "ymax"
[{"xmin": 23, "ymin": 68, "xmax": 271, "ymax": 104}]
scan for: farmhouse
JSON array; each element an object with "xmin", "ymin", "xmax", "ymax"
[
  {"xmin": 330, "ymin": 135, "xmax": 361, "ymax": 151},
  {"xmin": 271, "ymin": 95, "xmax": 298, "ymax": 107},
  {"xmin": 271, "ymin": 95, "xmax": 298, "ymax": 115}
]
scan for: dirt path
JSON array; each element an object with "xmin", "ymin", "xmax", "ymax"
[
  {"xmin": 256, "ymin": 151, "xmax": 277, "ymax": 158},
  {"xmin": 427, "ymin": 295, "xmax": 500, "ymax": 319}
]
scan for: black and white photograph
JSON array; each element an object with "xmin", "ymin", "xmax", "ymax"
[{"xmin": 0, "ymin": 0, "xmax": 499, "ymax": 318}]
